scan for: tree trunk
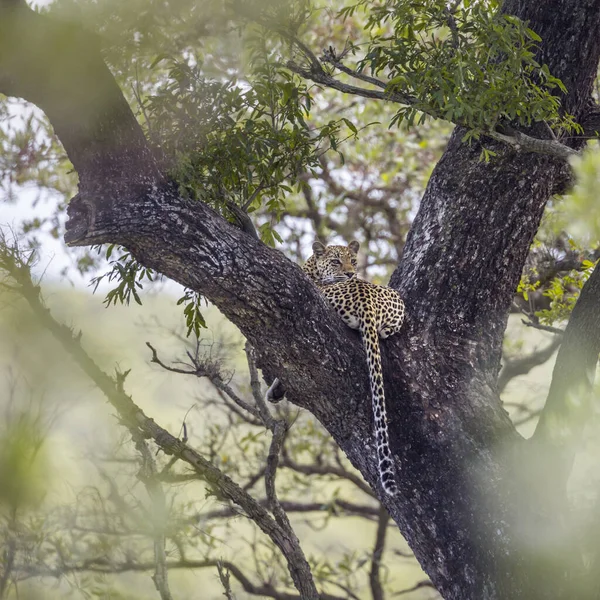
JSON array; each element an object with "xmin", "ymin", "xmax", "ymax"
[{"xmin": 2, "ymin": 0, "xmax": 600, "ymax": 598}]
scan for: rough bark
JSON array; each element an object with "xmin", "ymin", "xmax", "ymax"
[{"xmin": 2, "ymin": 0, "xmax": 600, "ymax": 599}]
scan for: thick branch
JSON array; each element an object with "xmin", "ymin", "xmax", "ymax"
[
  {"xmin": 0, "ymin": 2, "xmax": 162, "ymax": 200},
  {"xmin": 533, "ymin": 261, "xmax": 600, "ymax": 476}
]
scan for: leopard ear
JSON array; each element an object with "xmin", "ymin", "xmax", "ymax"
[
  {"xmin": 312, "ymin": 241, "xmax": 326, "ymax": 257},
  {"xmin": 348, "ymin": 240, "xmax": 360, "ymax": 254}
]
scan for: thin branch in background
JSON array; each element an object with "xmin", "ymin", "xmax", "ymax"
[
  {"xmin": 217, "ymin": 561, "xmax": 237, "ymax": 600},
  {"xmin": 369, "ymin": 505, "xmax": 390, "ymax": 600},
  {"xmin": 194, "ymin": 498, "xmax": 380, "ymax": 523},
  {"xmin": 131, "ymin": 63, "xmax": 153, "ymax": 139},
  {"xmin": 26, "ymin": 558, "xmax": 348, "ymax": 600},
  {"xmin": 514, "ymin": 409, "xmax": 543, "ymax": 427},
  {"xmin": 521, "ymin": 319, "xmax": 565, "ymax": 336},
  {"xmin": 501, "ymin": 401, "xmax": 544, "ymax": 427},
  {"xmin": 132, "ymin": 431, "xmax": 174, "ymax": 600},
  {"xmin": 146, "ymin": 341, "xmax": 262, "ymax": 422},
  {"xmin": 393, "ymin": 579, "xmax": 436, "ymax": 597},
  {"xmin": 498, "ymin": 336, "xmax": 562, "ymax": 393}
]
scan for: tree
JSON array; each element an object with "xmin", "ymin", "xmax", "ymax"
[{"xmin": 1, "ymin": 0, "xmax": 600, "ymax": 598}]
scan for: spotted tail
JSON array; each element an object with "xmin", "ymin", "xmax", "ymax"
[{"xmin": 361, "ymin": 322, "xmax": 398, "ymax": 496}]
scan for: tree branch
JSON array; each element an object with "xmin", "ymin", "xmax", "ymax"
[
  {"xmin": 369, "ymin": 505, "xmax": 390, "ymax": 600},
  {"xmin": 393, "ymin": 580, "xmax": 435, "ymax": 597},
  {"xmin": 280, "ymin": 449, "xmax": 374, "ymax": 498},
  {"xmin": 132, "ymin": 433, "xmax": 174, "ymax": 600},
  {"xmin": 146, "ymin": 341, "xmax": 262, "ymax": 423},
  {"xmin": 286, "ymin": 53, "xmax": 580, "ymax": 161},
  {"xmin": 521, "ymin": 319, "xmax": 565, "ymax": 336},
  {"xmin": 498, "ymin": 336, "xmax": 562, "ymax": 393},
  {"xmin": 532, "ymin": 261, "xmax": 600, "ymax": 477},
  {"xmin": 0, "ymin": 2, "xmax": 162, "ymax": 200}
]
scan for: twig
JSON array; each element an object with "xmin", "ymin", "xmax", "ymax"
[
  {"xmin": 217, "ymin": 561, "xmax": 236, "ymax": 600},
  {"xmin": 281, "ymin": 449, "xmax": 374, "ymax": 497},
  {"xmin": 321, "ymin": 48, "xmax": 389, "ymax": 91},
  {"xmin": 521, "ymin": 319, "xmax": 565, "ymax": 335},
  {"xmin": 147, "ymin": 342, "xmax": 262, "ymax": 421},
  {"xmin": 195, "ymin": 498, "xmax": 380, "ymax": 522},
  {"xmin": 286, "ymin": 59, "xmax": 413, "ymax": 105}
]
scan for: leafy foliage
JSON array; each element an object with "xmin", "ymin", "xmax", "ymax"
[
  {"xmin": 517, "ymin": 161, "xmax": 600, "ymax": 328},
  {"xmin": 145, "ymin": 51, "xmax": 355, "ymax": 244},
  {"xmin": 90, "ymin": 246, "xmax": 155, "ymax": 307},
  {"xmin": 338, "ymin": 0, "xmax": 577, "ymax": 134},
  {"xmin": 91, "ymin": 246, "xmax": 208, "ymax": 335},
  {"xmin": 536, "ymin": 259, "xmax": 597, "ymax": 324}
]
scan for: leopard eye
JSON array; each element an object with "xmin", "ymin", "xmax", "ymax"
[
  {"xmin": 331, "ymin": 258, "xmax": 342, "ymax": 265},
  {"xmin": 351, "ymin": 259, "xmax": 357, "ymax": 266}
]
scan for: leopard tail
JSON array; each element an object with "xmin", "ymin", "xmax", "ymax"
[{"xmin": 361, "ymin": 321, "xmax": 398, "ymax": 496}]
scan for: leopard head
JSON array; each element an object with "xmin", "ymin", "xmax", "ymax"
[{"xmin": 303, "ymin": 240, "xmax": 360, "ymax": 285}]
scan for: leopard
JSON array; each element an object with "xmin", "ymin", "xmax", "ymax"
[{"xmin": 303, "ymin": 240, "xmax": 405, "ymax": 496}]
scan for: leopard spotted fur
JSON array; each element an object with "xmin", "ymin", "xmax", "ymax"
[{"xmin": 303, "ymin": 241, "xmax": 405, "ymax": 496}]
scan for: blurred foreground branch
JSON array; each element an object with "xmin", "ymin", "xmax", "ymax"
[{"xmin": 0, "ymin": 238, "xmax": 333, "ymax": 600}]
